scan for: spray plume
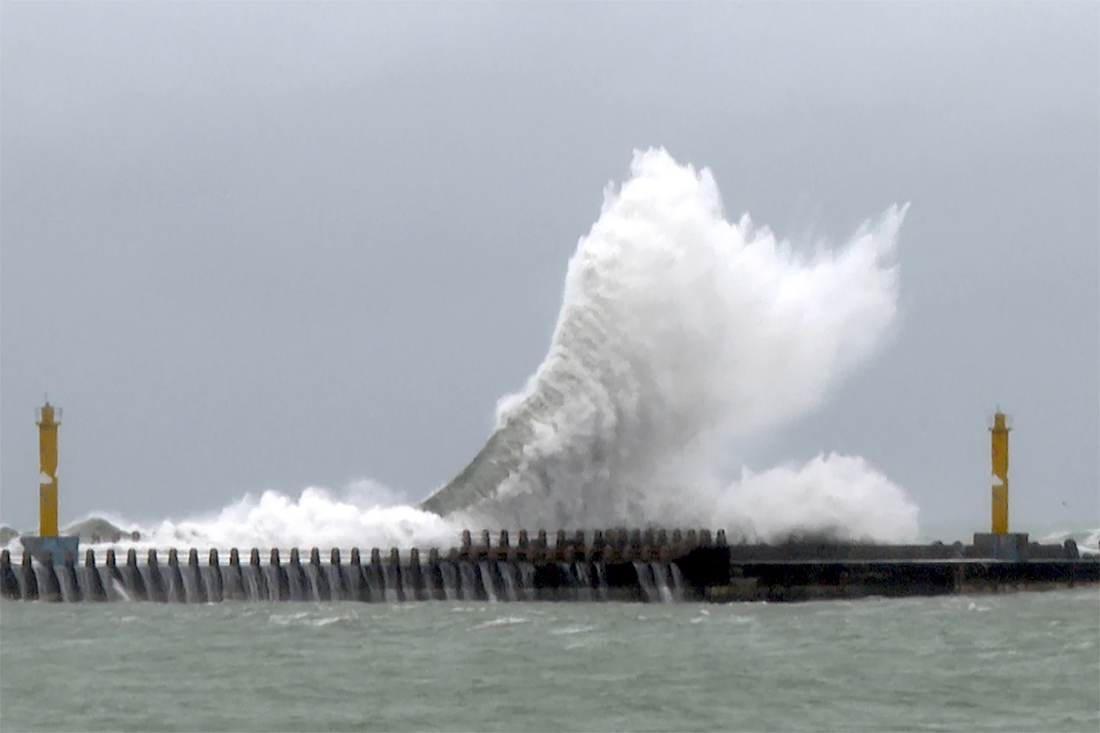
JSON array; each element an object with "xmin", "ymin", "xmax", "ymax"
[{"xmin": 4, "ymin": 148, "xmax": 922, "ymax": 551}]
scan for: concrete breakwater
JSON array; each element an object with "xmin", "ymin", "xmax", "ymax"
[{"xmin": 2, "ymin": 528, "xmax": 1097, "ymax": 604}]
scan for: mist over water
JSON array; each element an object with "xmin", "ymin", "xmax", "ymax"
[{"xmin": 5, "ymin": 149, "xmax": 930, "ymax": 552}]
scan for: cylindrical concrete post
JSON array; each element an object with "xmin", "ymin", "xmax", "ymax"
[
  {"xmin": 62, "ymin": 551, "xmax": 82, "ymax": 603},
  {"xmin": 147, "ymin": 549, "xmax": 166, "ymax": 603},
  {"xmin": 349, "ymin": 547, "xmax": 367, "ymax": 602},
  {"xmin": 207, "ymin": 549, "xmax": 223, "ymax": 603},
  {"xmin": 83, "ymin": 549, "xmax": 107, "ymax": 602},
  {"xmin": 0, "ymin": 550, "xmax": 18, "ymax": 600},
  {"xmin": 21, "ymin": 550, "xmax": 39, "ymax": 601}
]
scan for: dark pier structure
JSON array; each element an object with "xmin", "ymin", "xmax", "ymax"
[
  {"xmin": 2, "ymin": 528, "xmax": 1096, "ymax": 604},
  {"xmin": 5, "ymin": 406, "xmax": 1095, "ymax": 605}
]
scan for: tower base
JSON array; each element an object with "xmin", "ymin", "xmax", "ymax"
[
  {"xmin": 973, "ymin": 532, "xmax": 1030, "ymax": 561},
  {"xmin": 20, "ymin": 535, "xmax": 80, "ymax": 563}
]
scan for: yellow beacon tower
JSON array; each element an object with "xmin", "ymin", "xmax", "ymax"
[
  {"xmin": 38, "ymin": 401, "xmax": 61, "ymax": 537},
  {"xmin": 20, "ymin": 399, "xmax": 79, "ymax": 563},
  {"xmin": 990, "ymin": 410, "xmax": 1010, "ymax": 534},
  {"xmin": 974, "ymin": 408, "xmax": 1027, "ymax": 561}
]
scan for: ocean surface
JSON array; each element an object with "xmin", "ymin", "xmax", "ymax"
[{"xmin": 2, "ymin": 590, "xmax": 1097, "ymax": 732}]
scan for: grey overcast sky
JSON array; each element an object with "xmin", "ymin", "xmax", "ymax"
[{"xmin": 1, "ymin": 2, "xmax": 1097, "ymax": 535}]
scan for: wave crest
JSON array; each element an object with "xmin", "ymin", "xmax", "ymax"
[{"xmin": 424, "ymin": 148, "xmax": 913, "ymax": 539}]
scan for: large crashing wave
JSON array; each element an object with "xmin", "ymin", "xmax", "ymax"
[
  {"xmin": 422, "ymin": 148, "xmax": 918, "ymax": 538},
  {"xmin": 2, "ymin": 148, "xmax": 926, "ymax": 551}
]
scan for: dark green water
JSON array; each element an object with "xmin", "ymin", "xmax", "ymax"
[{"xmin": 2, "ymin": 590, "xmax": 1097, "ymax": 732}]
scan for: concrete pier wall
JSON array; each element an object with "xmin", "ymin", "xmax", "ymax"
[{"xmin": 1, "ymin": 529, "xmax": 1095, "ymax": 604}]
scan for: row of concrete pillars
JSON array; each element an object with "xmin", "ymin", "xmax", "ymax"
[
  {"xmin": 454, "ymin": 527, "xmax": 727, "ymax": 561},
  {"xmin": 0, "ymin": 546, "xmax": 692, "ymax": 604}
]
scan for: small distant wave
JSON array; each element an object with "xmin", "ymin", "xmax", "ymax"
[
  {"xmin": 1, "ymin": 481, "xmax": 461, "ymax": 556},
  {"xmin": 0, "ymin": 526, "xmax": 20, "ymax": 546},
  {"xmin": 1039, "ymin": 528, "xmax": 1100, "ymax": 556}
]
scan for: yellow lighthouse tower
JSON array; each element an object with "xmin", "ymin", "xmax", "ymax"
[
  {"xmin": 974, "ymin": 408, "xmax": 1029, "ymax": 560},
  {"xmin": 20, "ymin": 399, "xmax": 79, "ymax": 563},
  {"xmin": 990, "ymin": 410, "xmax": 1010, "ymax": 534},
  {"xmin": 38, "ymin": 401, "xmax": 61, "ymax": 537}
]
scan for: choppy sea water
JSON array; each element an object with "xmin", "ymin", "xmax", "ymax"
[{"xmin": 2, "ymin": 590, "xmax": 1097, "ymax": 732}]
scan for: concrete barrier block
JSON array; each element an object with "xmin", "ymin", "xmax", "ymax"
[
  {"xmin": 311, "ymin": 548, "xmax": 332, "ymax": 601},
  {"xmin": 186, "ymin": 549, "xmax": 208, "ymax": 603},
  {"xmin": 408, "ymin": 548, "xmax": 423, "ymax": 601},
  {"xmin": 20, "ymin": 551, "xmax": 38, "ymax": 601},
  {"xmin": 347, "ymin": 548, "xmax": 367, "ymax": 602},
  {"xmin": 167, "ymin": 549, "xmax": 185, "ymax": 603},
  {"xmin": 270, "ymin": 549, "xmax": 289, "ymax": 601},
  {"xmin": 82, "ymin": 551, "xmax": 107, "ymax": 602},
  {"xmin": 251, "ymin": 555, "xmax": 270, "ymax": 601},
  {"xmin": 287, "ymin": 548, "xmax": 306, "ymax": 598},
  {"xmin": 424, "ymin": 555, "xmax": 444, "ymax": 600},
  {"xmin": 146, "ymin": 549, "xmax": 166, "ymax": 603},
  {"xmin": 61, "ymin": 551, "xmax": 82, "ymax": 602},
  {"xmin": 117, "ymin": 549, "xmax": 141, "ymax": 601},
  {"xmin": 215, "ymin": 549, "xmax": 237, "ymax": 602},
  {"xmin": 0, "ymin": 550, "xmax": 17, "ymax": 600}
]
